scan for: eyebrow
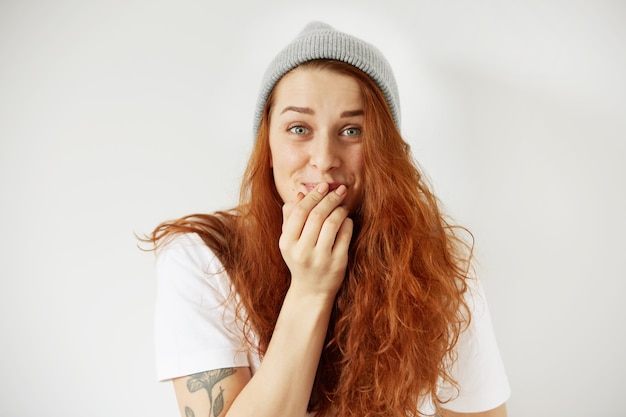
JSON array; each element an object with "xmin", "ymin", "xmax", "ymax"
[
  {"xmin": 280, "ymin": 106, "xmax": 314, "ymax": 115},
  {"xmin": 340, "ymin": 110, "xmax": 364, "ymax": 118},
  {"xmin": 280, "ymin": 106, "xmax": 364, "ymax": 118}
]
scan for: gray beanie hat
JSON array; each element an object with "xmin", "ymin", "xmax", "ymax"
[{"xmin": 253, "ymin": 21, "xmax": 401, "ymax": 136}]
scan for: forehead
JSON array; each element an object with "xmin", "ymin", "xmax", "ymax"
[{"xmin": 271, "ymin": 67, "xmax": 363, "ymax": 109}]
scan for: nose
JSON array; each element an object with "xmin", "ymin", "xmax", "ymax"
[{"xmin": 309, "ymin": 133, "xmax": 340, "ymax": 172}]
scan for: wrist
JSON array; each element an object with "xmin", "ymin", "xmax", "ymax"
[{"xmin": 285, "ymin": 282, "xmax": 338, "ymax": 308}]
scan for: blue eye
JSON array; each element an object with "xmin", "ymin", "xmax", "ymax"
[
  {"xmin": 343, "ymin": 127, "xmax": 361, "ymax": 136},
  {"xmin": 289, "ymin": 126, "xmax": 308, "ymax": 135}
]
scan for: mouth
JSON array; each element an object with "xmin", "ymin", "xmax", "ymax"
[{"xmin": 303, "ymin": 182, "xmax": 344, "ymax": 193}]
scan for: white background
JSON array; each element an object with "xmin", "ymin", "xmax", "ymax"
[{"xmin": 1, "ymin": 1, "xmax": 625, "ymax": 416}]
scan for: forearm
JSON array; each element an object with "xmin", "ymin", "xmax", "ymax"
[
  {"xmin": 225, "ymin": 288, "xmax": 334, "ymax": 417},
  {"xmin": 223, "ymin": 183, "xmax": 349, "ymax": 417}
]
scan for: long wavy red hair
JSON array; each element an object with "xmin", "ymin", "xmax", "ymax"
[{"xmin": 146, "ymin": 60, "xmax": 472, "ymax": 417}]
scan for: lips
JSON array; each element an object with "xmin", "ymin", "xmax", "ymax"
[{"xmin": 302, "ymin": 182, "xmax": 344, "ymax": 192}]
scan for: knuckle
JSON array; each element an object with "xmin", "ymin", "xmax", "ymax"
[
  {"xmin": 292, "ymin": 245, "xmax": 304, "ymax": 257},
  {"xmin": 331, "ymin": 202, "xmax": 347, "ymax": 214},
  {"xmin": 324, "ymin": 214, "xmax": 344, "ymax": 229},
  {"xmin": 307, "ymin": 192, "xmax": 323, "ymax": 204},
  {"xmin": 291, "ymin": 204, "xmax": 308, "ymax": 217},
  {"xmin": 330, "ymin": 206, "xmax": 349, "ymax": 221},
  {"xmin": 327, "ymin": 192, "xmax": 342, "ymax": 204},
  {"xmin": 308, "ymin": 209, "xmax": 326, "ymax": 222}
]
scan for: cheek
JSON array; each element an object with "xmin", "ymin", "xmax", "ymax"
[
  {"xmin": 271, "ymin": 150, "xmax": 291, "ymax": 175},
  {"xmin": 270, "ymin": 146, "xmax": 302, "ymax": 196},
  {"xmin": 345, "ymin": 149, "xmax": 365, "ymax": 210},
  {"xmin": 350, "ymin": 148, "xmax": 365, "ymax": 179},
  {"xmin": 272, "ymin": 145, "xmax": 306, "ymax": 174}
]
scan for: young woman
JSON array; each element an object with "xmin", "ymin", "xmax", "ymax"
[{"xmin": 148, "ymin": 22, "xmax": 510, "ymax": 417}]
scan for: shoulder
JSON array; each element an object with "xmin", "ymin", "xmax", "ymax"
[
  {"xmin": 154, "ymin": 233, "xmax": 253, "ymax": 381},
  {"xmin": 155, "ymin": 232, "xmax": 231, "ymax": 303},
  {"xmin": 156, "ymin": 232, "xmax": 219, "ymax": 268}
]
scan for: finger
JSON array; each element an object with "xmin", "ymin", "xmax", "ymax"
[
  {"xmin": 282, "ymin": 192, "xmax": 305, "ymax": 232},
  {"xmin": 281, "ymin": 183, "xmax": 331, "ymax": 241},
  {"xmin": 298, "ymin": 185, "xmax": 348, "ymax": 245},
  {"xmin": 315, "ymin": 205, "xmax": 350, "ymax": 253},
  {"xmin": 331, "ymin": 216, "xmax": 354, "ymax": 255},
  {"xmin": 298, "ymin": 182, "xmax": 329, "ymax": 210}
]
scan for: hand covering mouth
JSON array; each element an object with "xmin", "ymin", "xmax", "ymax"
[{"xmin": 302, "ymin": 182, "xmax": 344, "ymax": 192}]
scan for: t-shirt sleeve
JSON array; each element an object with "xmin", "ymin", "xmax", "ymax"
[
  {"xmin": 438, "ymin": 277, "xmax": 511, "ymax": 412},
  {"xmin": 154, "ymin": 233, "xmax": 251, "ymax": 381}
]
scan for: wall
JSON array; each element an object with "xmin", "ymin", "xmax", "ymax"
[{"xmin": 1, "ymin": 1, "xmax": 624, "ymax": 416}]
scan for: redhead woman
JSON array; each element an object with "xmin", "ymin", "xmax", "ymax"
[{"xmin": 147, "ymin": 22, "xmax": 510, "ymax": 417}]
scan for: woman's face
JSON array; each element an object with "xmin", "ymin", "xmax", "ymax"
[{"xmin": 268, "ymin": 67, "xmax": 365, "ymax": 212}]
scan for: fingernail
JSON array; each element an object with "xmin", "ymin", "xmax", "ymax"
[
  {"xmin": 317, "ymin": 182, "xmax": 329, "ymax": 193},
  {"xmin": 335, "ymin": 185, "xmax": 347, "ymax": 196}
]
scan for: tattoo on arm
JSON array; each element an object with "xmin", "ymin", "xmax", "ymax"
[{"xmin": 185, "ymin": 369, "xmax": 237, "ymax": 417}]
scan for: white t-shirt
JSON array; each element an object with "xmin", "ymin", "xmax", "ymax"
[{"xmin": 154, "ymin": 233, "xmax": 510, "ymax": 414}]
